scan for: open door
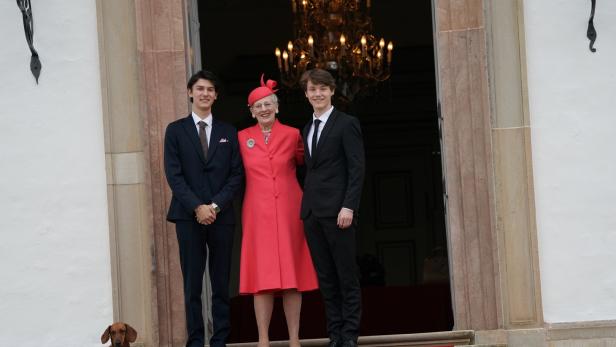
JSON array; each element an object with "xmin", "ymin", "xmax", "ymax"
[{"xmin": 194, "ymin": 0, "xmax": 453, "ymax": 342}]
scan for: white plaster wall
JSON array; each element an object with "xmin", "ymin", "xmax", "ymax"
[
  {"xmin": 0, "ymin": 1, "xmax": 112, "ymax": 346},
  {"xmin": 524, "ymin": 1, "xmax": 616, "ymax": 323}
]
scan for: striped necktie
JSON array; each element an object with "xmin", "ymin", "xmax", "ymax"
[{"xmin": 198, "ymin": 121, "xmax": 209, "ymax": 159}]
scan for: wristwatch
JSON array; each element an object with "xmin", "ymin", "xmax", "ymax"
[{"xmin": 211, "ymin": 202, "xmax": 221, "ymax": 213}]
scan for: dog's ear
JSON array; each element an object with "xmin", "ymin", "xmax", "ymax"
[
  {"xmin": 125, "ymin": 324, "xmax": 138, "ymax": 343},
  {"xmin": 101, "ymin": 325, "xmax": 111, "ymax": 344}
]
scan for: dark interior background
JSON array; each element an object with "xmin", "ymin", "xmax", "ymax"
[{"xmin": 198, "ymin": 0, "xmax": 452, "ymax": 342}]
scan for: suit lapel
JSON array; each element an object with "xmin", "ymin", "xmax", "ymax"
[
  {"xmin": 206, "ymin": 118, "xmax": 222, "ymax": 164},
  {"xmin": 181, "ymin": 115, "xmax": 207, "ymax": 166},
  {"xmin": 302, "ymin": 121, "xmax": 313, "ymax": 165},
  {"xmin": 313, "ymin": 109, "xmax": 338, "ymax": 160}
]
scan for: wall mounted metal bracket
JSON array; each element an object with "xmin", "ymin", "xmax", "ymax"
[
  {"xmin": 17, "ymin": 0, "xmax": 42, "ymax": 83},
  {"xmin": 587, "ymin": 0, "xmax": 597, "ymax": 52}
]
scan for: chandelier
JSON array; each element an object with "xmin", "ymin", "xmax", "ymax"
[{"xmin": 274, "ymin": 0, "xmax": 393, "ymax": 102}]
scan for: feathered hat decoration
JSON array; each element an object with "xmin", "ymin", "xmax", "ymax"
[{"xmin": 247, "ymin": 74, "xmax": 278, "ymax": 106}]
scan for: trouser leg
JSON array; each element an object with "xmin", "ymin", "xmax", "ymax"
[
  {"xmin": 206, "ymin": 223, "xmax": 234, "ymax": 347},
  {"xmin": 176, "ymin": 221, "xmax": 208, "ymax": 347},
  {"xmin": 325, "ymin": 221, "xmax": 361, "ymax": 342},
  {"xmin": 304, "ymin": 215, "xmax": 343, "ymax": 341}
]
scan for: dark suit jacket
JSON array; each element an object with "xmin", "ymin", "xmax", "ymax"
[
  {"xmin": 164, "ymin": 114, "xmax": 244, "ymax": 224},
  {"xmin": 301, "ymin": 108, "xmax": 365, "ymax": 219}
]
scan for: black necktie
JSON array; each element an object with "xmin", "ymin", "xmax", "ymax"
[
  {"xmin": 311, "ymin": 119, "xmax": 321, "ymax": 157},
  {"xmin": 198, "ymin": 121, "xmax": 209, "ymax": 159}
]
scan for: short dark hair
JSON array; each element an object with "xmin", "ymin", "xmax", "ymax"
[
  {"xmin": 187, "ymin": 70, "xmax": 220, "ymax": 91},
  {"xmin": 300, "ymin": 68, "xmax": 336, "ymax": 91}
]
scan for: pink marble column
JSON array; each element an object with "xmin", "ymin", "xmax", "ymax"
[
  {"xmin": 134, "ymin": 0, "xmax": 190, "ymax": 346},
  {"xmin": 434, "ymin": 0, "xmax": 500, "ymax": 331}
]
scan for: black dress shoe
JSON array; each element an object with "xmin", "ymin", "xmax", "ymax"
[{"xmin": 341, "ymin": 340, "xmax": 357, "ymax": 347}]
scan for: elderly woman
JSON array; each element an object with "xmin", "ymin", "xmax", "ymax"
[{"xmin": 238, "ymin": 75, "xmax": 318, "ymax": 347}]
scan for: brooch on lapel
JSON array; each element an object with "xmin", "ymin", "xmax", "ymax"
[
  {"xmin": 219, "ymin": 138, "xmax": 229, "ymax": 143},
  {"xmin": 246, "ymin": 138, "xmax": 255, "ymax": 148}
]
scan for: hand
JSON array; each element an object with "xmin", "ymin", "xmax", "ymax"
[
  {"xmin": 337, "ymin": 208, "xmax": 354, "ymax": 229},
  {"xmin": 195, "ymin": 204, "xmax": 216, "ymax": 225}
]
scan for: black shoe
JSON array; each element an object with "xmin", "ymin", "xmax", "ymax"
[{"xmin": 341, "ymin": 340, "xmax": 357, "ymax": 347}]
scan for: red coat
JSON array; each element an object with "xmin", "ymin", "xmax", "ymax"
[{"xmin": 238, "ymin": 120, "xmax": 318, "ymax": 294}]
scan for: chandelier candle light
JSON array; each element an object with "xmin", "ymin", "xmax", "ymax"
[{"xmin": 275, "ymin": 0, "xmax": 393, "ymax": 101}]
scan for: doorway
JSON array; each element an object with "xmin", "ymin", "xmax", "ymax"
[{"xmin": 196, "ymin": 0, "xmax": 452, "ymax": 342}]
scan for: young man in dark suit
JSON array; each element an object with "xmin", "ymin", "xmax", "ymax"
[
  {"xmin": 164, "ymin": 70, "xmax": 243, "ymax": 347},
  {"xmin": 300, "ymin": 68, "xmax": 366, "ymax": 347}
]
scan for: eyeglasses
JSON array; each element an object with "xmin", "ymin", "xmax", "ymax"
[{"xmin": 250, "ymin": 102, "xmax": 275, "ymax": 111}]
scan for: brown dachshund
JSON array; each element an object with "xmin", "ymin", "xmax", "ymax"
[{"xmin": 101, "ymin": 322, "xmax": 137, "ymax": 347}]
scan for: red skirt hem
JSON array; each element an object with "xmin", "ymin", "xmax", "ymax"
[{"xmin": 239, "ymin": 286, "xmax": 319, "ymax": 296}]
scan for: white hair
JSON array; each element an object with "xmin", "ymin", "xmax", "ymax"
[{"xmin": 268, "ymin": 93, "xmax": 279, "ymax": 104}]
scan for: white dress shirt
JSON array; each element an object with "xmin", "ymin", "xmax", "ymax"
[
  {"xmin": 307, "ymin": 105, "xmax": 334, "ymax": 156},
  {"xmin": 192, "ymin": 112, "xmax": 212, "ymax": 146}
]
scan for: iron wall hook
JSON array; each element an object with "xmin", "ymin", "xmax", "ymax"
[
  {"xmin": 587, "ymin": 0, "xmax": 597, "ymax": 52},
  {"xmin": 17, "ymin": 0, "xmax": 42, "ymax": 83}
]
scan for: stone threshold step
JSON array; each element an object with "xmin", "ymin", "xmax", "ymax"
[{"xmin": 226, "ymin": 330, "xmax": 474, "ymax": 347}]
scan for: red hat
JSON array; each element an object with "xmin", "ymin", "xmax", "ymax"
[{"xmin": 248, "ymin": 74, "xmax": 278, "ymax": 106}]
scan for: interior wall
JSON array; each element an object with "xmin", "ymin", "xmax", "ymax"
[
  {"xmin": 198, "ymin": 0, "xmax": 434, "ymax": 127},
  {"xmin": 198, "ymin": 0, "xmax": 452, "ymax": 340},
  {"xmin": 0, "ymin": 1, "xmax": 112, "ymax": 346},
  {"xmin": 198, "ymin": 0, "xmax": 444, "ymax": 281},
  {"xmin": 524, "ymin": 0, "xmax": 616, "ymax": 323}
]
